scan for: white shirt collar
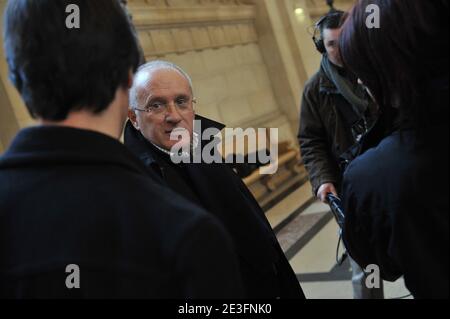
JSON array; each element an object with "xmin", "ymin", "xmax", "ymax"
[{"xmin": 151, "ymin": 132, "xmax": 200, "ymax": 158}]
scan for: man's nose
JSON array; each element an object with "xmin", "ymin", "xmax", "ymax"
[{"xmin": 165, "ymin": 103, "xmax": 182, "ymax": 123}]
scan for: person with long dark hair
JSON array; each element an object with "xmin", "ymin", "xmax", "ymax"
[{"xmin": 340, "ymin": 0, "xmax": 449, "ymax": 299}]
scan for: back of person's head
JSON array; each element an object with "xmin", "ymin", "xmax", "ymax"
[
  {"xmin": 3, "ymin": 0, "xmax": 140, "ymax": 121},
  {"xmin": 340, "ymin": 0, "xmax": 449, "ymax": 130}
]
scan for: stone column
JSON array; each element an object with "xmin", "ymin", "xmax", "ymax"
[{"xmin": 249, "ymin": 0, "xmax": 320, "ymax": 136}]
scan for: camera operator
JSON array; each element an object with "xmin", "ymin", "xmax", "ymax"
[{"xmin": 298, "ymin": 10, "xmax": 380, "ymax": 299}]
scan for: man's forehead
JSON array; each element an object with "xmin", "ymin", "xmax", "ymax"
[
  {"xmin": 134, "ymin": 68, "xmax": 190, "ymax": 93},
  {"xmin": 323, "ymin": 28, "xmax": 342, "ymax": 40}
]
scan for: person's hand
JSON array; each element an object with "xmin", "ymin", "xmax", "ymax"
[{"xmin": 317, "ymin": 183, "xmax": 337, "ymax": 203}]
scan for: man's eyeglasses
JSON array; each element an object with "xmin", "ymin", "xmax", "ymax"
[{"xmin": 134, "ymin": 98, "xmax": 196, "ymax": 115}]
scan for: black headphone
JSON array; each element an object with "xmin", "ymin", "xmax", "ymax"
[{"xmin": 312, "ymin": 11, "xmax": 344, "ymax": 54}]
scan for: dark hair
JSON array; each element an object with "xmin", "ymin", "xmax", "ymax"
[
  {"xmin": 3, "ymin": 0, "xmax": 140, "ymax": 121},
  {"xmin": 340, "ymin": 0, "xmax": 449, "ymax": 130},
  {"xmin": 319, "ymin": 10, "xmax": 346, "ymax": 36}
]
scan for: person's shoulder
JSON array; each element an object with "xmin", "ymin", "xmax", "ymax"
[
  {"xmin": 138, "ymin": 181, "xmax": 233, "ymax": 257},
  {"xmin": 344, "ymin": 130, "xmax": 420, "ymax": 189},
  {"xmin": 110, "ymin": 173, "xmax": 231, "ymax": 255},
  {"xmin": 301, "ymin": 71, "xmax": 325, "ymax": 110},
  {"xmin": 345, "ymin": 134, "xmax": 398, "ymax": 181},
  {"xmin": 304, "ymin": 70, "xmax": 323, "ymax": 92},
  {"xmin": 123, "ymin": 173, "xmax": 203, "ymax": 217},
  {"xmin": 89, "ymin": 165, "xmax": 206, "ymax": 223}
]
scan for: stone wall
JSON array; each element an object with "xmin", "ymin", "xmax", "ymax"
[
  {"xmin": 306, "ymin": 0, "xmax": 355, "ymax": 20},
  {"xmin": 127, "ymin": 0, "xmax": 298, "ymax": 144}
]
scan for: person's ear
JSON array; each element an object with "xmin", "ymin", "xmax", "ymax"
[{"xmin": 128, "ymin": 108, "xmax": 140, "ymax": 130}]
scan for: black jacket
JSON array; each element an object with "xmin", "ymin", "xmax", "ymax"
[
  {"xmin": 342, "ymin": 124, "xmax": 449, "ymax": 299},
  {"xmin": 124, "ymin": 121, "xmax": 305, "ymax": 299},
  {"xmin": 298, "ymin": 66, "xmax": 376, "ymax": 195},
  {"xmin": 0, "ymin": 126, "xmax": 243, "ymax": 299}
]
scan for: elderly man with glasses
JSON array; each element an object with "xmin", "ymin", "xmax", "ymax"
[{"xmin": 125, "ymin": 61, "xmax": 305, "ymax": 299}]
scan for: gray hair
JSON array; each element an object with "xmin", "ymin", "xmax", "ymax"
[{"xmin": 129, "ymin": 60, "xmax": 194, "ymax": 110}]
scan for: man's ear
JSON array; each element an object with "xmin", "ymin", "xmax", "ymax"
[{"xmin": 128, "ymin": 109, "xmax": 140, "ymax": 130}]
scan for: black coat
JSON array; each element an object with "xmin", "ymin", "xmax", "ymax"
[
  {"xmin": 124, "ymin": 121, "xmax": 305, "ymax": 299},
  {"xmin": 342, "ymin": 124, "xmax": 449, "ymax": 299},
  {"xmin": 0, "ymin": 126, "xmax": 243, "ymax": 299}
]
